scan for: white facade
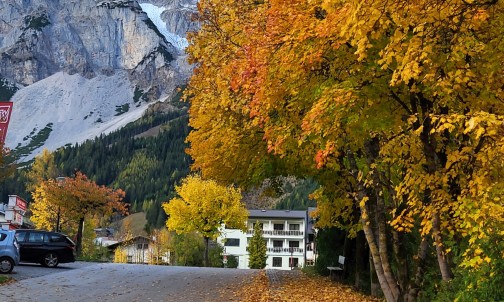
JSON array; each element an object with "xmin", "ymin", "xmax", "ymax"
[
  {"xmin": 218, "ymin": 209, "xmax": 312, "ymax": 270},
  {"xmin": 110, "ymin": 236, "xmax": 171, "ymax": 265},
  {"xmin": 0, "ymin": 195, "xmax": 27, "ymax": 230}
]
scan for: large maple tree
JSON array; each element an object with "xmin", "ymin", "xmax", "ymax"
[
  {"xmin": 185, "ymin": 0, "xmax": 504, "ymax": 301},
  {"xmin": 31, "ymin": 172, "xmax": 127, "ymax": 256}
]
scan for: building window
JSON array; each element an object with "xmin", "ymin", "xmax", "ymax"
[
  {"xmin": 137, "ymin": 243, "xmax": 148, "ymax": 250},
  {"xmin": 273, "ymin": 240, "xmax": 283, "ymax": 248},
  {"xmin": 289, "ymin": 241, "xmax": 299, "ymax": 248},
  {"xmin": 273, "ymin": 257, "xmax": 282, "ymax": 267},
  {"xmin": 273, "ymin": 223, "xmax": 284, "ymax": 230},
  {"xmin": 225, "ymin": 238, "xmax": 240, "ymax": 247},
  {"xmin": 290, "ymin": 257, "xmax": 299, "ymax": 268},
  {"xmin": 289, "ymin": 224, "xmax": 300, "ymax": 231}
]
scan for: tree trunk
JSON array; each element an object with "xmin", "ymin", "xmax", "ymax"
[
  {"xmin": 366, "ymin": 139, "xmax": 401, "ymax": 300},
  {"xmin": 76, "ymin": 216, "xmax": 85, "ymax": 258},
  {"xmin": 370, "ymin": 253, "xmax": 381, "ymax": 297},
  {"xmin": 432, "ymin": 213, "xmax": 453, "ymax": 280},
  {"xmin": 406, "ymin": 238, "xmax": 429, "ymax": 302},
  {"xmin": 376, "ymin": 191, "xmax": 400, "ymax": 300},
  {"xmin": 417, "ymin": 95, "xmax": 453, "ymax": 282},
  {"xmin": 393, "ymin": 230, "xmax": 409, "ymax": 301},
  {"xmin": 348, "ymin": 149, "xmax": 399, "ymax": 302},
  {"xmin": 204, "ymin": 236, "xmax": 209, "ymax": 267},
  {"xmin": 354, "ymin": 231, "xmax": 365, "ymax": 290}
]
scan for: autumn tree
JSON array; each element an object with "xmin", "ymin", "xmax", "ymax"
[
  {"xmin": 25, "ymin": 148, "xmax": 60, "ymax": 191},
  {"xmin": 247, "ymin": 221, "xmax": 267, "ymax": 269},
  {"xmin": 171, "ymin": 232, "xmax": 205, "ymax": 266},
  {"xmin": 27, "ymin": 149, "xmax": 64, "ymax": 232},
  {"xmin": 184, "ymin": 0, "xmax": 504, "ymax": 301},
  {"xmin": 31, "ymin": 183, "xmax": 70, "ymax": 232},
  {"xmin": 31, "ymin": 172, "xmax": 127, "ymax": 257},
  {"xmin": 149, "ymin": 228, "xmax": 171, "ymax": 265},
  {"xmin": 0, "ymin": 144, "xmax": 14, "ymax": 182},
  {"xmin": 163, "ymin": 175, "xmax": 248, "ymax": 267}
]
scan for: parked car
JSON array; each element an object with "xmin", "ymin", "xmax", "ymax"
[
  {"xmin": 15, "ymin": 229, "xmax": 76, "ymax": 268},
  {"xmin": 0, "ymin": 230, "xmax": 20, "ymax": 274}
]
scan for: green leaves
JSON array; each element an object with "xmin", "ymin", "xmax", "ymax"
[{"xmin": 248, "ymin": 220, "xmax": 267, "ymax": 269}]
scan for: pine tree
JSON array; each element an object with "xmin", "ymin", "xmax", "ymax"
[{"xmin": 248, "ymin": 221, "xmax": 267, "ymax": 269}]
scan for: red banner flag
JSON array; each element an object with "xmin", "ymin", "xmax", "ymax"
[{"xmin": 0, "ymin": 101, "xmax": 13, "ymax": 144}]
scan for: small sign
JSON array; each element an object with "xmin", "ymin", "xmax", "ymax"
[
  {"xmin": 0, "ymin": 102, "xmax": 13, "ymax": 144},
  {"xmin": 8, "ymin": 195, "xmax": 27, "ymax": 213}
]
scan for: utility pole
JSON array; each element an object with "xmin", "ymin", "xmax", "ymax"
[{"xmin": 55, "ymin": 177, "xmax": 66, "ymax": 232}]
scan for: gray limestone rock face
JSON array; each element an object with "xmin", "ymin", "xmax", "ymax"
[
  {"xmin": 0, "ymin": 0, "xmax": 198, "ymax": 160},
  {"xmin": 0, "ymin": 0, "xmax": 196, "ymax": 100}
]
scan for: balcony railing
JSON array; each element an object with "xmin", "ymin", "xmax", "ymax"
[
  {"xmin": 267, "ymin": 247, "xmax": 304, "ymax": 253},
  {"xmin": 246, "ymin": 230, "xmax": 304, "ymax": 236}
]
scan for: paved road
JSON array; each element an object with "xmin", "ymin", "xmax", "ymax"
[
  {"xmin": 1, "ymin": 263, "xmax": 258, "ymax": 302},
  {"xmin": 11, "ymin": 261, "xmax": 96, "ymax": 281}
]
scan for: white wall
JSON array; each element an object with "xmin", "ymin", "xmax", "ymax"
[{"xmin": 219, "ymin": 215, "xmax": 307, "ymax": 270}]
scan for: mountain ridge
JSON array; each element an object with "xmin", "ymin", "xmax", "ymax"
[{"xmin": 0, "ymin": 0, "xmax": 197, "ymax": 162}]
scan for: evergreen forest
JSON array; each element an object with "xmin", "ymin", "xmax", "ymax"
[{"xmin": 0, "ymin": 107, "xmax": 191, "ymax": 228}]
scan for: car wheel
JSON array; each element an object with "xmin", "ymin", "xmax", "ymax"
[
  {"xmin": 0, "ymin": 257, "xmax": 14, "ymax": 274},
  {"xmin": 42, "ymin": 253, "xmax": 59, "ymax": 268}
]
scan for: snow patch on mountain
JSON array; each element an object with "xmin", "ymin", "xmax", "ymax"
[
  {"xmin": 6, "ymin": 71, "xmax": 150, "ymax": 162},
  {"xmin": 139, "ymin": 3, "xmax": 189, "ymax": 50}
]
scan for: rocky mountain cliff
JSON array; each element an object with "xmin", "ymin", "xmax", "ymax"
[{"xmin": 0, "ymin": 0, "xmax": 197, "ymax": 162}]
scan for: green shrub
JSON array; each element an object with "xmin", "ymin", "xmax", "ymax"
[{"xmin": 226, "ymin": 255, "xmax": 239, "ymax": 268}]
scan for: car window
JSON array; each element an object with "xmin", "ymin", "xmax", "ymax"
[
  {"xmin": 15, "ymin": 232, "xmax": 26, "ymax": 242},
  {"xmin": 65, "ymin": 236, "xmax": 75, "ymax": 245},
  {"xmin": 0, "ymin": 233, "xmax": 6, "ymax": 241},
  {"xmin": 49, "ymin": 234, "xmax": 65, "ymax": 242},
  {"xmin": 28, "ymin": 232, "xmax": 45, "ymax": 243}
]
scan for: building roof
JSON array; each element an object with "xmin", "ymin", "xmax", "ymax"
[
  {"xmin": 248, "ymin": 209, "xmax": 307, "ymax": 219},
  {"xmin": 106, "ymin": 235, "xmax": 153, "ymax": 250}
]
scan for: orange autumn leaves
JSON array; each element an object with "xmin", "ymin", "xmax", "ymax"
[
  {"xmin": 234, "ymin": 270, "xmax": 380, "ymax": 302},
  {"xmin": 31, "ymin": 172, "xmax": 127, "ymax": 231},
  {"xmin": 185, "ymin": 0, "xmax": 504, "ymax": 277}
]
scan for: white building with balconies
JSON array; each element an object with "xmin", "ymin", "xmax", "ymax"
[{"xmin": 218, "ymin": 209, "xmax": 316, "ymax": 270}]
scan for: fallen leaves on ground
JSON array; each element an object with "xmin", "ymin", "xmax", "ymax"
[{"xmin": 233, "ymin": 270, "xmax": 382, "ymax": 302}]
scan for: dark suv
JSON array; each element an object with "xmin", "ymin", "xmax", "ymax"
[{"xmin": 15, "ymin": 230, "xmax": 76, "ymax": 268}]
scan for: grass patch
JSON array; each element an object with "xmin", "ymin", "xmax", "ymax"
[
  {"xmin": 115, "ymin": 103, "xmax": 130, "ymax": 116},
  {"xmin": 302, "ymin": 265, "xmax": 318, "ymax": 277},
  {"xmin": 133, "ymin": 87, "xmax": 148, "ymax": 103},
  {"xmin": 83, "ymin": 111, "xmax": 94, "ymax": 120},
  {"xmin": 0, "ymin": 274, "xmax": 13, "ymax": 284},
  {"xmin": 11, "ymin": 123, "xmax": 53, "ymax": 160},
  {"xmin": 112, "ymin": 212, "xmax": 148, "ymax": 237}
]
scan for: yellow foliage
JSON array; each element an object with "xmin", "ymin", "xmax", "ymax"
[
  {"xmin": 163, "ymin": 175, "xmax": 248, "ymax": 239},
  {"xmin": 185, "ymin": 0, "xmax": 504, "ymax": 280}
]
